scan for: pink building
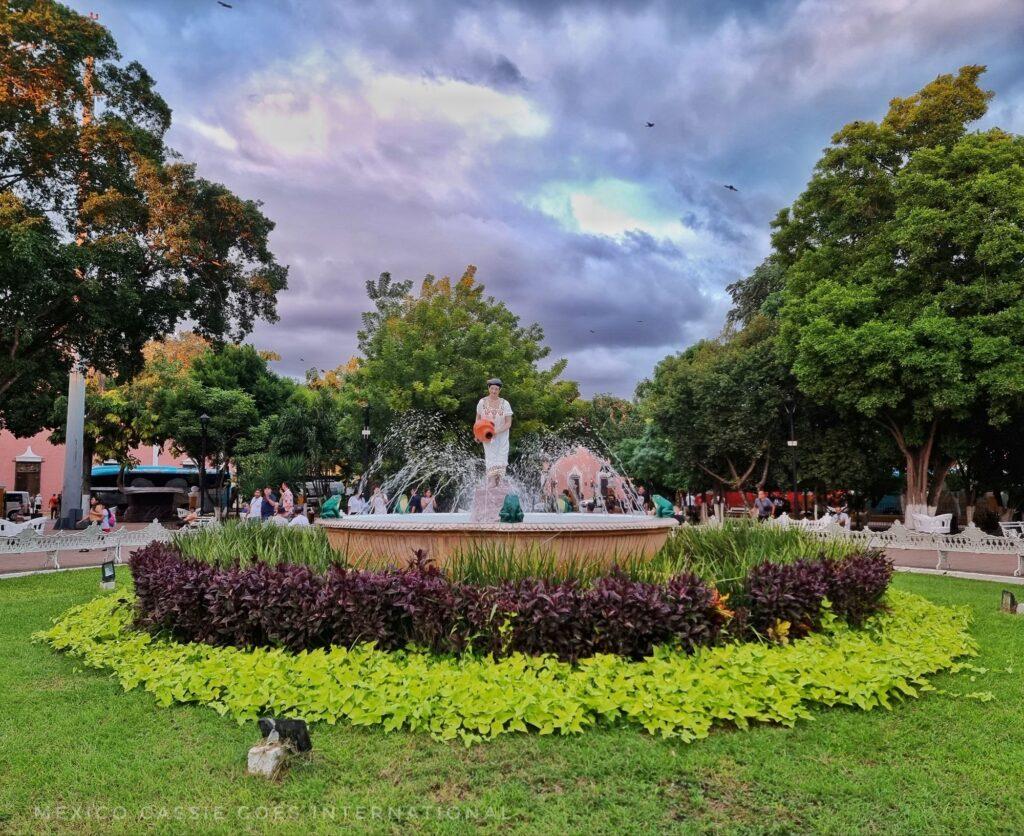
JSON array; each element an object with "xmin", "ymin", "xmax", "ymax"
[
  {"xmin": 543, "ymin": 446, "xmax": 636, "ymax": 508},
  {"xmin": 0, "ymin": 429, "xmax": 188, "ymax": 504}
]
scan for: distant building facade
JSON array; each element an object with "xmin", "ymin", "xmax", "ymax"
[{"xmin": 0, "ymin": 429, "xmax": 189, "ymax": 501}]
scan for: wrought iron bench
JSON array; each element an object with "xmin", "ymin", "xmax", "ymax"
[
  {"xmin": 799, "ymin": 519, "xmax": 1024, "ymax": 576},
  {"xmin": 0, "ymin": 517, "xmax": 48, "ymax": 537},
  {"xmin": 0, "ymin": 520, "xmax": 174, "ymax": 571}
]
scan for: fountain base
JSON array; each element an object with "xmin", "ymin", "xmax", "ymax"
[{"xmin": 318, "ymin": 512, "xmax": 677, "ymax": 567}]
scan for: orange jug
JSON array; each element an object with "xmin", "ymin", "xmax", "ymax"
[{"xmin": 473, "ymin": 418, "xmax": 495, "ymax": 443}]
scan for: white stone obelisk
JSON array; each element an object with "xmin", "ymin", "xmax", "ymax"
[{"xmin": 59, "ymin": 365, "xmax": 87, "ymax": 526}]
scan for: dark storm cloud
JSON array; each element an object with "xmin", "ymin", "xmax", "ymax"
[
  {"xmin": 70, "ymin": 0, "xmax": 1024, "ymax": 394},
  {"xmin": 486, "ymin": 55, "xmax": 527, "ymax": 89}
]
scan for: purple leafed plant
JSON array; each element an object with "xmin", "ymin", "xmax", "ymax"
[
  {"xmin": 824, "ymin": 550, "xmax": 893, "ymax": 625},
  {"xmin": 129, "ymin": 543, "xmax": 889, "ymax": 659},
  {"xmin": 744, "ymin": 558, "xmax": 830, "ymax": 638}
]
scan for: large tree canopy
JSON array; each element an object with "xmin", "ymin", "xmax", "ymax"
[
  {"xmin": 351, "ymin": 266, "xmax": 579, "ymax": 439},
  {"xmin": 0, "ymin": 1, "xmax": 287, "ymax": 432},
  {"xmin": 773, "ymin": 65, "xmax": 1024, "ymax": 516},
  {"xmin": 644, "ymin": 316, "xmax": 789, "ymax": 498},
  {"xmin": 152, "ymin": 344, "xmax": 293, "ymax": 467}
]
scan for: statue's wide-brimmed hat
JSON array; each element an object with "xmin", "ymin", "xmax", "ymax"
[{"xmin": 486, "ymin": 377, "xmax": 503, "ymax": 387}]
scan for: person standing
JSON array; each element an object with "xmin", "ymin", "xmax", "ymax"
[
  {"xmin": 247, "ymin": 489, "xmax": 263, "ymax": 520},
  {"xmin": 260, "ymin": 487, "xmax": 277, "ymax": 521},
  {"xmin": 48, "ymin": 493, "xmax": 59, "ymax": 520},
  {"xmin": 408, "ymin": 486, "xmax": 422, "ymax": 513},
  {"xmin": 476, "ymin": 378, "xmax": 513, "ymax": 486},
  {"xmin": 280, "ymin": 482, "xmax": 294, "ymax": 515},
  {"xmin": 370, "ymin": 485, "xmax": 388, "ymax": 514},
  {"xmin": 347, "ymin": 491, "xmax": 367, "ymax": 515},
  {"xmin": 421, "ymin": 488, "xmax": 436, "ymax": 513}
]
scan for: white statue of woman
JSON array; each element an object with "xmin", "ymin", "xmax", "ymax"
[{"xmin": 476, "ymin": 377, "xmax": 513, "ymax": 485}]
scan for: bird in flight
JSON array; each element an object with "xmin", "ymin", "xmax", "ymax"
[
  {"xmin": 217, "ymin": 1, "xmax": 233, "ymax": 7},
  {"xmin": 645, "ymin": 122, "xmax": 655, "ymax": 128},
  {"xmin": 723, "ymin": 184, "xmax": 739, "ymax": 192}
]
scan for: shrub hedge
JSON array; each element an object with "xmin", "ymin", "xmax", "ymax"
[
  {"xmin": 130, "ymin": 544, "xmax": 892, "ymax": 659},
  {"xmin": 36, "ymin": 589, "xmax": 977, "ymax": 744}
]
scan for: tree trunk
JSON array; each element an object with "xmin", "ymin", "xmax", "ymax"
[
  {"xmin": 902, "ymin": 445, "xmax": 931, "ymax": 525},
  {"xmin": 883, "ymin": 418, "xmax": 956, "ymax": 529}
]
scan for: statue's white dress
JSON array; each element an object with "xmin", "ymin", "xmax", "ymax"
[{"xmin": 476, "ymin": 397, "xmax": 513, "ymax": 476}]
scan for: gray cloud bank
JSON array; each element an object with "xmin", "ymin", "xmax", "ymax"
[{"xmin": 71, "ymin": 0, "xmax": 1024, "ymax": 396}]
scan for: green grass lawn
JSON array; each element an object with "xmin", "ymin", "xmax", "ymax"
[{"xmin": 1, "ymin": 570, "xmax": 1021, "ymax": 835}]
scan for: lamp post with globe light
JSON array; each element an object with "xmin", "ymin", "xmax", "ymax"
[
  {"xmin": 199, "ymin": 414, "xmax": 210, "ymax": 515},
  {"xmin": 783, "ymin": 398, "xmax": 799, "ymax": 515}
]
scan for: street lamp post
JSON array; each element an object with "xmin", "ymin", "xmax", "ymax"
[
  {"xmin": 361, "ymin": 404, "xmax": 371, "ymax": 479},
  {"xmin": 784, "ymin": 399, "xmax": 799, "ymax": 515},
  {"xmin": 199, "ymin": 414, "xmax": 210, "ymax": 515}
]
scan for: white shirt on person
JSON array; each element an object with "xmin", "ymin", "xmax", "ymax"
[{"xmin": 288, "ymin": 513, "xmax": 310, "ymax": 527}]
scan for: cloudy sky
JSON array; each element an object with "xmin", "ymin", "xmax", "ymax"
[{"xmin": 69, "ymin": 0, "xmax": 1024, "ymax": 396}]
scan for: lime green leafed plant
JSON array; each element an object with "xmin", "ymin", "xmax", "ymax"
[{"xmin": 37, "ymin": 590, "xmax": 975, "ymax": 745}]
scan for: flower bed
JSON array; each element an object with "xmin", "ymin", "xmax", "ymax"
[
  {"xmin": 36, "ymin": 590, "xmax": 977, "ymax": 744},
  {"xmin": 129, "ymin": 543, "xmax": 892, "ymax": 660}
]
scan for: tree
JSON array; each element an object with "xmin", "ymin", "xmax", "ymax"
[
  {"xmin": 0, "ymin": 2, "xmax": 287, "ymax": 431},
  {"xmin": 773, "ymin": 66, "xmax": 1024, "ymax": 521},
  {"xmin": 644, "ymin": 316, "xmax": 789, "ymax": 501},
  {"xmin": 237, "ymin": 386, "xmax": 354, "ymax": 498},
  {"xmin": 0, "ymin": 192, "xmax": 77, "ymax": 433},
  {"xmin": 615, "ymin": 422, "xmax": 686, "ymax": 491},
  {"xmin": 725, "ymin": 257, "xmax": 786, "ymax": 329},
  {"xmin": 357, "ymin": 272, "xmax": 413, "ymax": 354},
  {"xmin": 153, "ymin": 344, "xmax": 291, "ymax": 468},
  {"xmin": 351, "ymin": 266, "xmax": 579, "ymax": 440}
]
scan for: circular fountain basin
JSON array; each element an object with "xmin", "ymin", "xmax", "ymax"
[{"xmin": 318, "ymin": 512, "xmax": 677, "ymax": 567}]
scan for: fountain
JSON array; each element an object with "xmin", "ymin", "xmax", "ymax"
[{"xmin": 318, "ymin": 396, "xmax": 677, "ymax": 566}]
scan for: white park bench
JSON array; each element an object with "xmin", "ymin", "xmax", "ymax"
[
  {"xmin": 0, "ymin": 517, "xmax": 47, "ymax": 537},
  {"xmin": 912, "ymin": 512, "xmax": 952, "ymax": 534},
  {"xmin": 795, "ymin": 519, "xmax": 1024, "ymax": 577},
  {"xmin": 999, "ymin": 522, "xmax": 1024, "ymax": 541},
  {"xmin": 0, "ymin": 520, "xmax": 174, "ymax": 571},
  {"xmin": 772, "ymin": 513, "xmax": 849, "ymax": 531}
]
